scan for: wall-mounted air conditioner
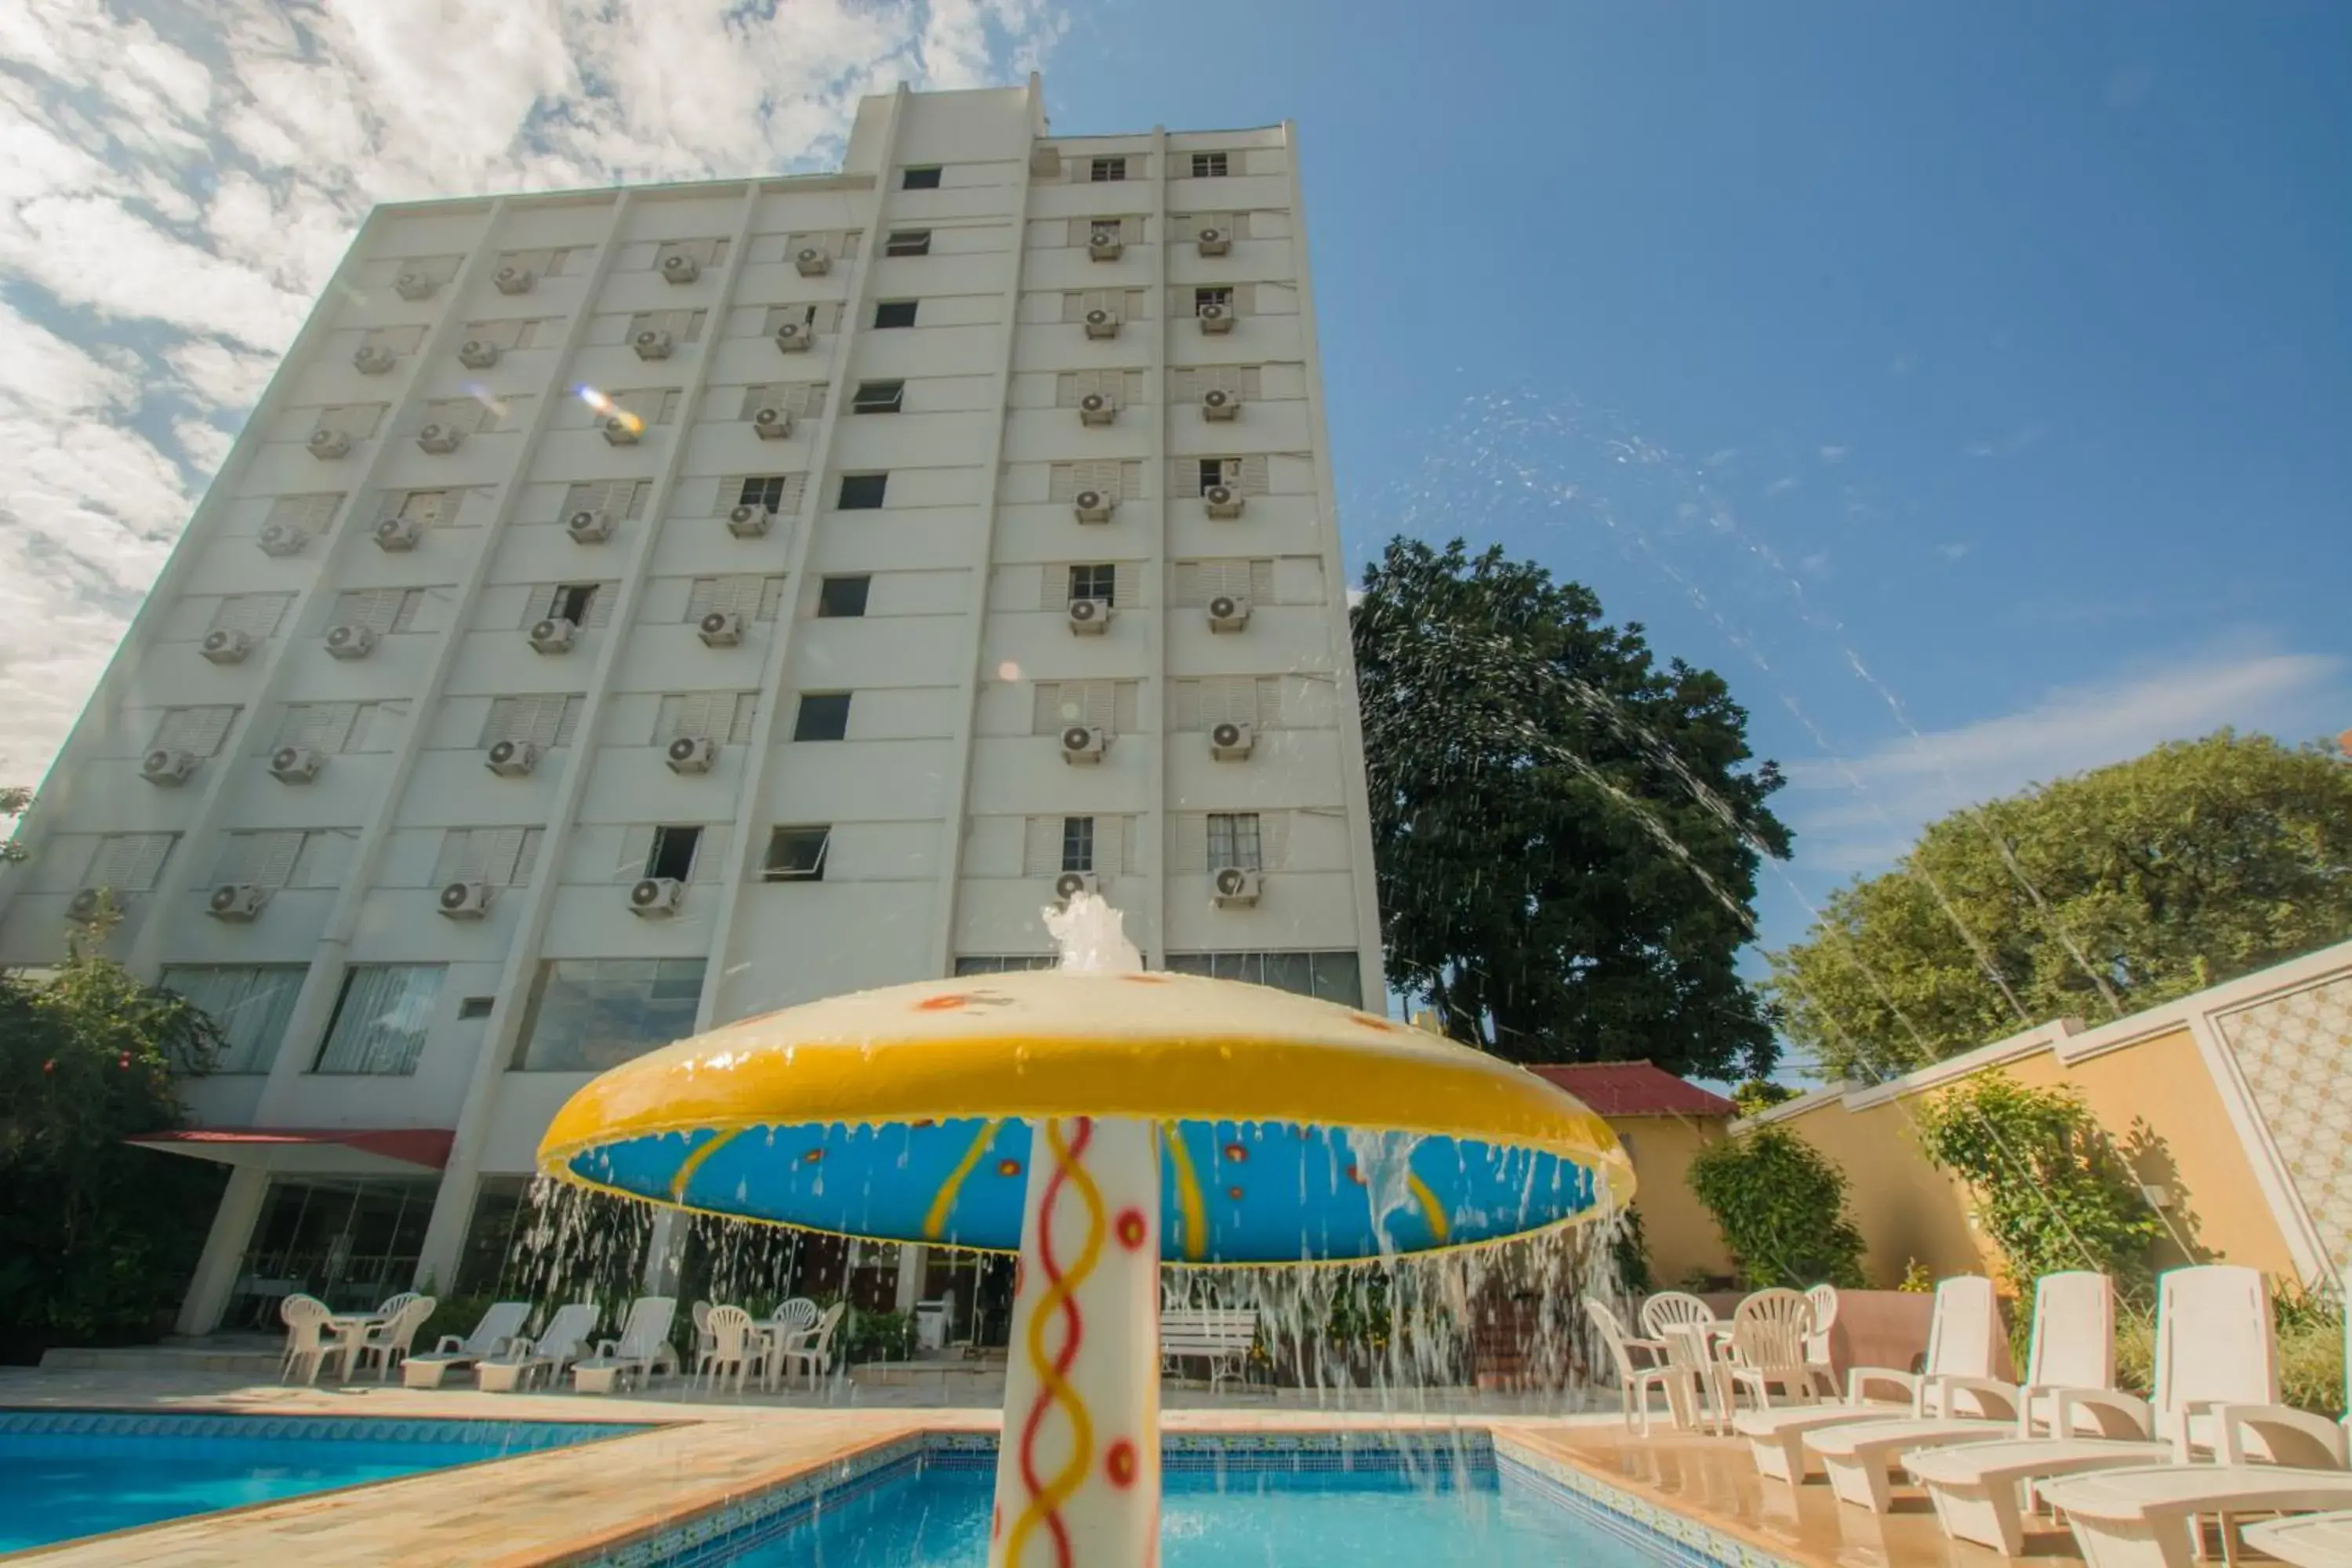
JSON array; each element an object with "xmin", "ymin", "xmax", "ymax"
[
  {"xmin": 697, "ymin": 612, "xmax": 744, "ymax": 647},
  {"xmin": 416, "ymin": 423, "xmax": 464, "ymax": 454},
  {"xmin": 1203, "ymin": 484, "xmax": 1244, "ymax": 519},
  {"xmin": 372, "ymin": 515, "xmax": 422, "ymax": 552},
  {"xmin": 666, "ymin": 736, "xmax": 718, "ymax": 774},
  {"xmin": 1207, "ymin": 593, "xmax": 1251, "ymax": 632},
  {"xmin": 1210, "ymin": 721, "xmax": 1255, "ymax": 761},
  {"xmin": 458, "ymin": 339, "xmax": 501, "ymax": 368},
  {"xmin": 1088, "ymin": 227, "xmax": 1124, "ymax": 260},
  {"xmin": 493, "ymin": 264, "xmax": 534, "ymax": 295},
  {"xmin": 201, "ymin": 629, "xmax": 253, "ymax": 665},
  {"xmin": 564, "ymin": 508, "xmax": 613, "ymax": 543},
  {"xmin": 727, "ymin": 503, "xmax": 773, "ymax": 538},
  {"xmin": 659, "ymin": 253, "xmax": 700, "ymax": 284},
  {"xmin": 1054, "ymin": 870, "xmax": 1099, "ymax": 904},
  {"xmin": 1066, "ymin": 597, "xmax": 1112, "ymax": 636},
  {"xmin": 1211, "ymin": 867, "xmax": 1261, "ymax": 908},
  {"xmin": 353, "ymin": 344, "xmax": 396, "ymax": 376},
  {"xmin": 775, "ymin": 321, "xmax": 811, "ymax": 354},
  {"xmin": 794, "ymin": 246, "xmax": 831, "ymax": 277},
  {"xmin": 1196, "ymin": 226, "xmax": 1231, "ymax": 256},
  {"xmin": 392, "ymin": 268, "xmax": 436, "ymax": 301},
  {"xmin": 1078, "ymin": 393, "xmax": 1115, "ymax": 426},
  {"xmin": 1203, "ymin": 388, "xmax": 1240, "ymax": 421},
  {"xmin": 1198, "ymin": 301, "xmax": 1235, "ymax": 334},
  {"xmin": 207, "ymin": 883, "xmax": 269, "ymax": 921},
  {"xmin": 268, "ymin": 746, "xmax": 322, "ymax": 783},
  {"xmin": 307, "ymin": 429, "xmax": 350, "ymax": 460},
  {"xmin": 752, "ymin": 405, "xmax": 793, "ymax": 440},
  {"xmin": 526, "ymin": 618, "xmax": 578, "ymax": 654},
  {"xmin": 632, "ymin": 328, "xmax": 673, "ymax": 361},
  {"xmin": 257, "ymin": 523, "xmax": 308, "ymax": 556},
  {"xmin": 1083, "ymin": 308, "xmax": 1120, "ymax": 339},
  {"xmin": 437, "ymin": 880, "xmax": 492, "ymax": 920},
  {"xmin": 1073, "ymin": 489, "xmax": 1115, "ymax": 524},
  {"xmin": 140, "ymin": 748, "xmax": 198, "ymax": 786},
  {"xmin": 1060, "ymin": 724, "xmax": 1106, "ymax": 764},
  {"xmin": 325, "ymin": 624, "xmax": 377, "ymax": 659},
  {"xmin": 485, "ymin": 739, "xmax": 541, "ymax": 776},
  {"xmin": 630, "ymin": 877, "xmax": 684, "ymax": 916}
]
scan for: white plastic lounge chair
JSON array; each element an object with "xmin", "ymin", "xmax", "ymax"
[
  {"xmin": 1713, "ymin": 1288, "xmax": 1820, "ymax": 1426},
  {"xmin": 1587, "ymin": 1299, "xmax": 1700, "ymax": 1434},
  {"xmin": 775, "ymin": 1301, "xmax": 846, "ymax": 1392},
  {"xmin": 476, "ymin": 1303, "xmax": 600, "ymax": 1392},
  {"xmin": 2243, "ymin": 1507, "xmax": 2352, "ymax": 1568},
  {"xmin": 1806, "ymin": 1269, "xmax": 2115, "ymax": 1513},
  {"xmin": 1735, "ymin": 1273, "xmax": 2004, "ymax": 1482},
  {"xmin": 348, "ymin": 1294, "xmax": 436, "ymax": 1381},
  {"xmin": 278, "ymin": 1294, "xmax": 335, "ymax": 1385},
  {"xmin": 1904, "ymin": 1264, "xmax": 2281, "ymax": 1555},
  {"xmin": 1640, "ymin": 1291, "xmax": 1717, "ymax": 1341},
  {"xmin": 1803, "ymin": 1283, "xmax": 1841, "ymax": 1396},
  {"xmin": 402, "ymin": 1301, "xmax": 529, "ymax": 1388},
  {"xmin": 698, "ymin": 1305, "xmax": 757, "ymax": 1393},
  {"xmin": 573, "ymin": 1296, "xmax": 677, "ymax": 1394},
  {"xmin": 2042, "ymin": 1452, "xmax": 2352, "ymax": 1568}
]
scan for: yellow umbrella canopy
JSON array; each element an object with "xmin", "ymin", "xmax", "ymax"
[{"xmin": 539, "ymin": 970, "xmax": 1634, "ymax": 1265}]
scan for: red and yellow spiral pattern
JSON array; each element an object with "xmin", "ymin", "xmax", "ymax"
[{"xmin": 1004, "ymin": 1117, "xmax": 1105, "ymax": 1568}]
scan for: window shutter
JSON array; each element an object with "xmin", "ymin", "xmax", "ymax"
[
  {"xmin": 685, "ymin": 579, "xmax": 722, "ymax": 622},
  {"xmin": 423, "ymin": 399, "xmax": 486, "ymax": 436},
  {"xmin": 1261, "ymin": 813, "xmax": 1290, "ymax": 870},
  {"xmin": 91, "ymin": 833, "xmax": 173, "ymax": 891},
  {"xmin": 690, "ymin": 825, "xmax": 731, "ymax": 884},
  {"xmin": 1172, "ymin": 815, "xmax": 1209, "ymax": 875},
  {"xmin": 430, "ymin": 829, "xmax": 470, "ymax": 887},
  {"xmin": 513, "ymin": 827, "xmax": 544, "ymax": 887},
  {"xmin": 266, "ymin": 494, "xmax": 344, "ymax": 535},
  {"xmin": 1047, "ymin": 464, "xmax": 1077, "ymax": 502},
  {"xmin": 1023, "ymin": 818, "xmax": 1063, "ymax": 877},
  {"xmin": 156, "ymin": 706, "xmax": 238, "ymax": 756},
  {"xmin": 219, "ymin": 830, "xmax": 303, "ymax": 888},
  {"xmin": 729, "ymin": 693, "xmax": 760, "ymax": 742},
  {"xmin": 1173, "ymin": 681, "xmax": 1203, "ymax": 732},
  {"xmin": 619, "ymin": 826, "xmax": 657, "ymax": 881},
  {"xmin": 1240, "ymin": 455, "xmax": 1271, "ymax": 494},
  {"xmin": 277, "ymin": 703, "xmax": 358, "ymax": 753},
  {"xmin": 391, "ymin": 590, "xmax": 426, "ymax": 633},
  {"xmin": 757, "ymin": 577, "xmax": 787, "ymax": 620},
  {"xmin": 489, "ymin": 695, "xmax": 584, "ymax": 749},
  {"xmin": 212, "ymin": 593, "xmax": 293, "ymax": 637}
]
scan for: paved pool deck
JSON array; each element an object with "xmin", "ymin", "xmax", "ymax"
[{"xmin": 2, "ymin": 1369, "xmax": 2071, "ymax": 1568}]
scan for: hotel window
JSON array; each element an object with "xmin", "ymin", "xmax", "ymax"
[
  {"xmin": 872, "ymin": 299, "xmax": 919, "ymax": 329},
  {"xmin": 1088, "ymin": 156, "xmax": 1127, "ymax": 183},
  {"xmin": 817, "ymin": 575, "xmax": 871, "ymax": 618},
  {"xmin": 313, "ymin": 964, "xmax": 445, "ymax": 1076},
  {"xmin": 793, "ymin": 693, "xmax": 851, "ymax": 742},
  {"xmin": 1206, "ymin": 812, "xmax": 1262, "ymax": 871},
  {"xmin": 1061, "ymin": 816, "xmax": 1095, "ymax": 873},
  {"xmin": 837, "ymin": 473, "xmax": 888, "ymax": 510},
  {"xmin": 901, "ymin": 165, "xmax": 942, "ymax": 191},
  {"xmin": 1067, "ymin": 563, "xmax": 1116, "ymax": 604},
  {"xmin": 851, "ymin": 380, "xmax": 906, "ymax": 415},
  {"xmin": 514, "ymin": 959, "xmax": 707, "ymax": 1073},
  {"xmin": 884, "ymin": 230, "xmax": 931, "ymax": 256},
  {"xmin": 763, "ymin": 826, "xmax": 831, "ymax": 882},
  {"xmin": 158, "ymin": 965, "xmax": 307, "ymax": 1075},
  {"xmin": 1189, "ymin": 152, "xmax": 1229, "ymax": 178},
  {"xmin": 1164, "ymin": 952, "xmax": 1362, "ymax": 1008}
]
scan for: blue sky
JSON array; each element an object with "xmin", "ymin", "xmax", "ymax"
[{"xmin": 3, "ymin": 0, "xmax": 2346, "ymax": 1011}]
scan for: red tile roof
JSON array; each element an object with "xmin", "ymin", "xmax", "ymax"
[{"xmin": 1527, "ymin": 1062, "xmax": 1737, "ymax": 1118}]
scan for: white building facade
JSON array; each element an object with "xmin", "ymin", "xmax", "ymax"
[{"xmin": 0, "ymin": 80, "xmax": 1385, "ymax": 1334}]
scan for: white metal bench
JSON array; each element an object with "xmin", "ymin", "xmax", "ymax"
[{"xmin": 1160, "ymin": 1309, "xmax": 1258, "ymax": 1389}]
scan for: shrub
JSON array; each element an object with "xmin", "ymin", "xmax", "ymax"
[
  {"xmin": 2112, "ymin": 1284, "xmax": 2342, "ymax": 1417},
  {"xmin": 1912, "ymin": 1074, "xmax": 2163, "ymax": 1298},
  {"xmin": 1686, "ymin": 1125, "xmax": 1867, "ymax": 1289}
]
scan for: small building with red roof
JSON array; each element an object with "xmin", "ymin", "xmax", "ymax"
[{"xmin": 1530, "ymin": 1061, "xmax": 1737, "ymax": 1289}]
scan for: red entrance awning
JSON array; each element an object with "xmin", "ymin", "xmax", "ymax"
[{"xmin": 129, "ymin": 1127, "xmax": 456, "ymax": 1171}]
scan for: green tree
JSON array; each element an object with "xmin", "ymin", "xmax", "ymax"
[
  {"xmin": 1686, "ymin": 1125, "xmax": 1867, "ymax": 1289},
  {"xmin": 1769, "ymin": 732, "xmax": 2352, "ymax": 1083},
  {"xmin": 0, "ymin": 906, "xmax": 227, "ymax": 1354},
  {"xmin": 1352, "ymin": 537, "xmax": 1791, "ymax": 1077},
  {"xmin": 1732, "ymin": 1080, "xmax": 1800, "ymax": 1118},
  {"xmin": 1912, "ymin": 1074, "xmax": 2164, "ymax": 1296},
  {"xmin": 1, "ymin": 785, "xmax": 29, "ymax": 863}
]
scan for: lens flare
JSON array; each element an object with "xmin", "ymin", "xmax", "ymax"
[{"xmin": 576, "ymin": 385, "xmax": 641, "ymax": 434}]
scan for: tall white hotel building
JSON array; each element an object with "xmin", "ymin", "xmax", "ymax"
[{"xmin": 0, "ymin": 80, "xmax": 1384, "ymax": 1335}]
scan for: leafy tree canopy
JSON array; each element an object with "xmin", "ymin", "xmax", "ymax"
[
  {"xmin": 1352, "ymin": 537, "xmax": 1791, "ymax": 1078},
  {"xmin": 1769, "ymin": 731, "xmax": 2352, "ymax": 1083}
]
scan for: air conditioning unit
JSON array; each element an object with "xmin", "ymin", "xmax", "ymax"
[
  {"xmin": 372, "ymin": 515, "xmax": 423, "ymax": 551},
  {"xmin": 493, "ymin": 264, "xmax": 535, "ymax": 295},
  {"xmin": 1198, "ymin": 300, "xmax": 1235, "ymax": 333},
  {"xmin": 1196, "ymin": 225, "xmax": 1232, "ymax": 256},
  {"xmin": 1078, "ymin": 392, "xmax": 1115, "ymax": 426},
  {"xmin": 1088, "ymin": 227, "xmax": 1123, "ymax": 260},
  {"xmin": 140, "ymin": 748, "xmax": 198, "ymax": 786},
  {"xmin": 1083, "ymin": 307, "xmax": 1120, "ymax": 339},
  {"xmin": 751, "ymin": 405, "xmax": 794, "ymax": 440},
  {"xmin": 267, "ymin": 746, "xmax": 323, "ymax": 783},
  {"xmin": 1210, "ymin": 720, "xmax": 1255, "ymax": 760},
  {"xmin": 601, "ymin": 415, "xmax": 640, "ymax": 446},
  {"xmin": 629, "ymin": 877, "xmax": 684, "ymax": 916},
  {"xmin": 726, "ymin": 503, "xmax": 774, "ymax": 538},
  {"xmin": 353, "ymin": 344, "xmax": 396, "ymax": 376},
  {"xmin": 666, "ymin": 736, "xmax": 718, "ymax": 774},
  {"xmin": 632, "ymin": 328, "xmax": 673, "ymax": 361},
  {"xmin": 393, "ymin": 268, "xmax": 437, "ymax": 301},
  {"xmin": 437, "ymin": 880, "xmax": 492, "ymax": 920},
  {"xmin": 1073, "ymin": 488, "xmax": 1115, "ymax": 524},
  {"xmin": 325, "ymin": 624, "xmax": 377, "ymax": 660},
  {"xmin": 66, "ymin": 888, "xmax": 107, "ymax": 925},
  {"xmin": 1060, "ymin": 724, "xmax": 1106, "ymax": 764},
  {"xmin": 1202, "ymin": 387, "xmax": 1240, "ymax": 421},
  {"xmin": 1203, "ymin": 483, "xmax": 1244, "ymax": 518},
  {"xmin": 485, "ymin": 739, "xmax": 541, "ymax": 776},
  {"xmin": 307, "ymin": 428, "xmax": 350, "ymax": 460},
  {"xmin": 660, "ymin": 252, "xmax": 701, "ymax": 285},
  {"xmin": 1207, "ymin": 593, "xmax": 1251, "ymax": 632},
  {"xmin": 526, "ymin": 618, "xmax": 578, "ymax": 655},
  {"xmin": 774, "ymin": 320, "xmax": 812, "ymax": 353},
  {"xmin": 697, "ymin": 611, "xmax": 744, "ymax": 647},
  {"xmin": 257, "ymin": 523, "xmax": 308, "ymax": 556},
  {"xmin": 207, "ymin": 883, "xmax": 270, "ymax": 921},
  {"xmin": 564, "ymin": 508, "xmax": 614, "ymax": 543},
  {"xmin": 416, "ymin": 423, "xmax": 464, "ymax": 454},
  {"xmin": 1054, "ymin": 870, "xmax": 1099, "ymax": 904},
  {"xmin": 794, "ymin": 245, "xmax": 831, "ymax": 277},
  {"xmin": 201, "ymin": 628, "xmax": 253, "ymax": 665},
  {"xmin": 1066, "ymin": 597, "xmax": 1112, "ymax": 635},
  {"xmin": 1211, "ymin": 866, "xmax": 1262, "ymax": 908},
  {"xmin": 457, "ymin": 338, "xmax": 502, "ymax": 368}
]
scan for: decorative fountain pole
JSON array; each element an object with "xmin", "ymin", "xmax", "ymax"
[{"xmin": 539, "ymin": 895, "xmax": 1632, "ymax": 1568}]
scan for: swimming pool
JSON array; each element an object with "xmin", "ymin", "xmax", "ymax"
[
  {"xmin": 590, "ymin": 1433, "xmax": 1789, "ymax": 1568},
  {"xmin": 0, "ymin": 1410, "xmax": 644, "ymax": 1553}
]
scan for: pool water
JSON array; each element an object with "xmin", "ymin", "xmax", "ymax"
[
  {"xmin": 0, "ymin": 1412, "xmax": 641, "ymax": 1552},
  {"xmin": 729, "ymin": 1465, "xmax": 1665, "ymax": 1567}
]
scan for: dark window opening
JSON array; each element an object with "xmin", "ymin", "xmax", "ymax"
[
  {"xmin": 1088, "ymin": 157, "xmax": 1127, "ymax": 183},
  {"xmin": 1190, "ymin": 152, "xmax": 1229, "ymax": 178},
  {"xmin": 555, "ymin": 583, "xmax": 597, "ymax": 622},
  {"xmin": 458, "ymin": 996, "xmax": 495, "ymax": 1020},
  {"xmin": 818, "ymin": 575, "xmax": 872, "ymax": 618},
  {"xmin": 852, "ymin": 380, "xmax": 906, "ymax": 414},
  {"xmin": 885, "ymin": 230, "xmax": 931, "ymax": 256},
  {"xmin": 1068, "ymin": 563, "xmax": 1116, "ymax": 604},
  {"xmin": 793, "ymin": 693, "xmax": 851, "ymax": 742},
  {"xmin": 1196, "ymin": 459, "xmax": 1229, "ymax": 495},
  {"xmin": 738, "ymin": 475, "xmax": 792, "ymax": 511},
  {"xmin": 837, "ymin": 473, "xmax": 888, "ymax": 510},
  {"xmin": 764, "ymin": 826, "xmax": 831, "ymax": 881},
  {"xmin": 1195, "ymin": 286, "xmax": 1232, "ymax": 315},
  {"xmin": 902, "ymin": 165, "xmax": 942, "ymax": 191},
  {"xmin": 1062, "ymin": 816, "xmax": 1095, "ymax": 873},
  {"xmin": 873, "ymin": 299, "xmax": 918, "ymax": 329},
  {"xmin": 647, "ymin": 825, "xmax": 702, "ymax": 883}
]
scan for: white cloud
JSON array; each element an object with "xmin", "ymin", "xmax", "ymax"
[
  {"xmin": 1817, "ymin": 444, "xmax": 1849, "ymax": 464},
  {"xmin": 0, "ymin": 0, "xmax": 1062, "ymax": 788},
  {"xmin": 1780, "ymin": 647, "xmax": 2347, "ymax": 878}
]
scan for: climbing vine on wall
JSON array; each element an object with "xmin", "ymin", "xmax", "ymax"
[{"xmin": 1686, "ymin": 1125, "xmax": 1867, "ymax": 1289}]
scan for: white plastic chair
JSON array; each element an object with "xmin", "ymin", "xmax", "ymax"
[
  {"xmin": 763, "ymin": 1298, "xmax": 820, "ymax": 1390},
  {"xmin": 403, "ymin": 1301, "xmax": 529, "ymax": 1388},
  {"xmin": 1804, "ymin": 1283, "xmax": 1841, "ymax": 1396},
  {"xmin": 775, "ymin": 1301, "xmax": 846, "ymax": 1392},
  {"xmin": 1585, "ymin": 1299, "xmax": 1697, "ymax": 1434},
  {"xmin": 350, "ymin": 1294, "xmax": 436, "ymax": 1381},
  {"xmin": 1640, "ymin": 1291, "xmax": 1717, "ymax": 1341},
  {"xmin": 699, "ymin": 1305, "xmax": 757, "ymax": 1393},
  {"xmin": 279, "ymin": 1294, "xmax": 334, "ymax": 1385},
  {"xmin": 1716, "ymin": 1287, "xmax": 1819, "ymax": 1423}
]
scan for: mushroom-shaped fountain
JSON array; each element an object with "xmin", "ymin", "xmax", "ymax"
[{"xmin": 539, "ymin": 896, "xmax": 1632, "ymax": 1567}]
